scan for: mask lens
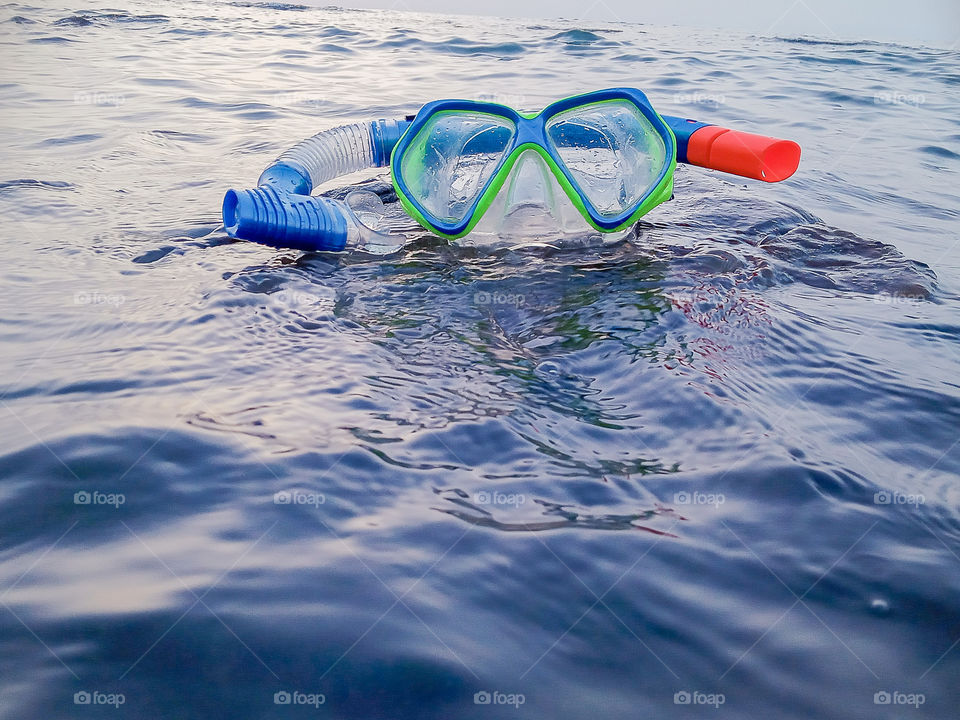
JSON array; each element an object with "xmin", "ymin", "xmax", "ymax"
[
  {"xmin": 398, "ymin": 111, "xmax": 515, "ymax": 225},
  {"xmin": 545, "ymin": 100, "xmax": 667, "ymax": 218}
]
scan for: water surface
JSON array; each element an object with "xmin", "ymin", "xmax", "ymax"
[{"xmin": 1, "ymin": 1, "xmax": 959, "ymax": 718}]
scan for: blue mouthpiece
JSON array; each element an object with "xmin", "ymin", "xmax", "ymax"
[
  {"xmin": 222, "ymin": 185, "xmax": 350, "ymax": 252},
  {"xmin": 223, "ymin": 118, "xmax": 412, "ymax": 251}
]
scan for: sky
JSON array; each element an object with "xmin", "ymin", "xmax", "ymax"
[{"xmin": 312, "ymin": 0, "xmax": 960, "ymax": 49}]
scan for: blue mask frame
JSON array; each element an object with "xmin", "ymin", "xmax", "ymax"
[{"xmin": 390, "ymin": 87, "xmax": 678, "ymax": 239}]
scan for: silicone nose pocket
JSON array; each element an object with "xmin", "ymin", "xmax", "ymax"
[
  {"xmin": 504, "ymin": 150, "xmax": 557, "ymax": 210},
  {"xmin": 473, "ymin": 149, "xmax": 587, "ymax": 239}
]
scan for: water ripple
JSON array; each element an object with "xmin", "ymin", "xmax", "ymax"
[{"xmin": 1, "ymin": 2, "xmax": 959, "ymax": 718}]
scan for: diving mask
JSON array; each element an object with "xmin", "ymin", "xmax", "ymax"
[{"xmin": 222, "ymin": 88, "xmax": 800, "ymax": 252}]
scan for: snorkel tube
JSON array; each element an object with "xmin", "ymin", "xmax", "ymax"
[
  {"xmin": 223, "ymin": 107, "xmax": 800, "ymax": 251},
  {"xmin": 222, "ymin": 119, "xmax": 410, "ymax": 252}
]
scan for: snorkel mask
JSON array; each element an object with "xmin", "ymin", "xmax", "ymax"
[{"xmin": 223, "ymin": 88, "xmax": 801, "ymax": 251}]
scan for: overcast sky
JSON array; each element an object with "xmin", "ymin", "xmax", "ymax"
[{"xmin": 314, "ymin": 0, "xmax": 960, "ymax": 49}]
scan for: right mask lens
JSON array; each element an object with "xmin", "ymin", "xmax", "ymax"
[
  {"xmin": 398, "ymin": 111, "xmax": 515, "ymax": 225},
  {"xmin": 545, "ymin": 100, "xmax": 667, "ymax": 218}
]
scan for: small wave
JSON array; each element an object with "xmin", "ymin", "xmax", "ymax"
[
  {"xmin": 135, "ymin": 76, "xmax": 195, "ymax": 87},
  {"xmin": 434, "ymin": 488, "xmax": 683, "ymax": 535},
  {"xmin": 27, "ymin": 35, "xmax": 75, "ymax": 43},
  {"xmin": 145, "ymin": 129, "xmax": 211, "ymax": 143},
  {"xmin": 316, "ymin": 25, "xmax": 362, "ymax": 38},
  {"xmin": 789, "ymin": 53, "xmax": 869, "ymax": 67},
  {"xmin": 774, "ymin": 35, "xmax": 873, "ymax": 47},
  {"xmin": 103, "ymin": 13, "xmax": 168, "ymax": 24},
  {"xmin": 757, "ymin": 224, "xmax": 938, "ymax": 297},
  {"xmin": 162, "ymin": 27, "xmax": 212, "ymax": 37},
  {"xmin": 0, "ymin": 179, "xmax": 74, "ymax": 192},
  {"xmin": 819, "ymin": 90, "xmax": 875, "ymax": 105},
  {"xmin": 546, "ymin": 29, "xmax": 610, "ymax": 45},
  {"xmin": 174, "ymin": 97, "xmax": 278, "ymax": 118},
  {"xmin": 53, "ymin": 14, "xmax": 93, "ymax": 26},
  {"xmin": 132, "ymin": 245, "xmax": 178, "ymax": 264},
  {"xmin": 446, "ymin": 40, "xmax": 525, "ymax": 56},
  {"xmin": 315, "ymin": 41, "xmax": 354, "ymax": 54},
  {"xmin": 39, "ymin": 133, "xmax": 102, "ymax": 146},
  {"xmin": 612, "ymin": 53, "xmax": 658, "ymax": 62},
  {"xmin": 919, "ymin": 145, "xmax": 960, "ymax": 160},
  {"xmin": 376, "ymin": 35, "xmax": 526, "ymax": 56},
  {"xmin": 228, "ymin": 1, "xmax": 311, "ymax": 10},
  {"xmin": 651, "ymin": 76, "xmax": 688, "ymax": 87},
  {"xmin": 52, "ymin": 11, "xmax": 168, "ymax": 26},
  {"xmin": 184, "ymin": 410, "xmax": 278, "ymax": 441}
]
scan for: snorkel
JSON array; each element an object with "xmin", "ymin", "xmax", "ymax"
[
  {"xmin": 222, "ymin": 89, "xmax": 801, "ymax": 252},
  {"xmin": 222, "ymin": 119, "xmax": 409, "ymax": 252},
  {"xmin": 664, "ymin": 116, "xmax": 801, "ymax": 183}
]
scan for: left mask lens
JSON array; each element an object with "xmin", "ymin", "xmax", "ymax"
[{"xmin": 398, "ymin": 111, "xmax": 515, "ymax": 225}]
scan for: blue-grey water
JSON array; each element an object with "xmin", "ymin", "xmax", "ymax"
[{"xmin": 1, "ymin": 1, "xmax": 959, "ymax": 718}]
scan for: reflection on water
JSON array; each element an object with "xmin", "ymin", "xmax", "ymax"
[{"xmin": 1, "ymin": 1, "xmax": 959, "ymax": 719}]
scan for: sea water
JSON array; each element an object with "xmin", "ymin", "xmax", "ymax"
[{"xmin": 0, "ymin": 2, "xmax": 959, "ymax": 718}]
